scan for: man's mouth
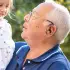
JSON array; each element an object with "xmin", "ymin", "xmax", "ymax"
[{"xmin": 23, "ymin": 25, "xmax": 27, "ymax": 29}]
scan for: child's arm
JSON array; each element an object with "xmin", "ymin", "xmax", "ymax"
[{"xmin": 0, "ymin": 19, "xmax": 15, "ymax": 70}]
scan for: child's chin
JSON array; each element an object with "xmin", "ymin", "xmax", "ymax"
[{"xmin": 0, "ymin": 14, "xmax": 5, "ymax": 18}]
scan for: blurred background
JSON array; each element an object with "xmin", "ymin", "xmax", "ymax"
[{"xmin": 5, "ymin": 0, "xmax": 70, "ymax": 60}]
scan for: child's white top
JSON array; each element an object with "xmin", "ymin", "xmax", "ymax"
[{"xmin": 0, "ymin": 18, "xmax": 15, "ymax": 70}]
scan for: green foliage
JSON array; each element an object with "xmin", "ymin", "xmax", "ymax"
[
  {"xmin": 54, "ymin": 0, "xmax": 70, "ymax": 11},
  {"xmin": 6, "ymin": 0, "xmax": 70, "ymax": 60}
]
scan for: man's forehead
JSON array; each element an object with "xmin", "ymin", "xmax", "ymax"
[{"xmin": 33, "ymin": 3, "xmax": 54, "ymax": 16}]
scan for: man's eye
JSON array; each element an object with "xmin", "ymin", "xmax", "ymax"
[{"xmin": 32, "ymin": 14, "xmax": 40, "ymax": 20}]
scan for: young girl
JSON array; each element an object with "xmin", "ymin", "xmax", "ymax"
[{"xmin": 0, "ymin": 0, "xmax": 15, "ymax": 70}]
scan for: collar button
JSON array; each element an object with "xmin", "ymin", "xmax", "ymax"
[{"xmin": 28, "ymin": 60, "xmax": 30, "ymax": 63}]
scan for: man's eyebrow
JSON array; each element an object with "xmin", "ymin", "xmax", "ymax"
[{"xmin": 32, "ymin": 10, "xmax": 41, "ymax": 17}]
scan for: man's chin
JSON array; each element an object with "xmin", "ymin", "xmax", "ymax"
[{"xmin": 21, "ymin": 33, "xmax": 27, "ymax": 39}]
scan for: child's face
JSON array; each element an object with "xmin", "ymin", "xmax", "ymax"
[{"xmin": 0, "ymin": 0, "xmax": 11, "ymax": 17}]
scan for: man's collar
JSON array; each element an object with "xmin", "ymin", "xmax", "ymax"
[{"xmin": 16, "ymin": 44, "xmax": 62, "ymax": 64}]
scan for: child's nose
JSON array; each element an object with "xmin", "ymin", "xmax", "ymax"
[{"xmin": 0, "ymin": 6, "xmax": 6, "ymax": 12}]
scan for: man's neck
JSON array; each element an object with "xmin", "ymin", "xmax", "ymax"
[{"xmin": 26, "ymin": 41, "xmax": 57, "ymax": 60}]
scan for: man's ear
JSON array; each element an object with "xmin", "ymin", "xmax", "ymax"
[{"xmin": 45, "ymin": 24, "xmax": 56, "ymax": 37}]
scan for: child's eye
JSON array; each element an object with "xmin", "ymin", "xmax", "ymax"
[
  {"xmin": 0, "ymin": 4, "xmax": 3, "ymax": 7},
  {"xmin": 6, "ymin": 4, "xmax": 9, "ymax": 8}
]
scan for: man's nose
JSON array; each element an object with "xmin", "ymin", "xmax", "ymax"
[{"xmin": 24, "ymin": 14, "xmax": 30, "ymax": 22}]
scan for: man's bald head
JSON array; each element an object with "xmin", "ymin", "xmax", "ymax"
[
  {"xmin": 33, "ymin": 2, "xmax": 55, "ymax": 17},
  {"xmin": 33, "ymin": 1, "xmax": 70, "ymax": 44}
]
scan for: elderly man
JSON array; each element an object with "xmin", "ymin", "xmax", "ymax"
[{"xmin": 6, "ymin": 1, "xmax": 70, "ymax": 70}]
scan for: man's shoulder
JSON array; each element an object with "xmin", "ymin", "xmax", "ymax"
[
  {"xmin": 48, "ymin": 60, "xmax": 70, "ymax": 70},
  {"xmin": 14, "ymin": 41, "xmax": 30, "ymax": 56},
  {"xmin": 46, "ymin": 52, "xmax": 70, "ymax": 70},
  {"xmin": 15, "ymin": 41, "xmax": 27, "ymax": 51},
  {"xmin": 15, "ymin": 41, "xmax": 27, "ymax": 47}
]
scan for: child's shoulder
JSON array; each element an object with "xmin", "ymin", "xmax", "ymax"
[
  {"xmin": 0, "ymin": 18, "xmax": 8, "ymax": 22},
  {"xmin": 0, "ymin": 18, "xmax": 9, "ymax": 25}
]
